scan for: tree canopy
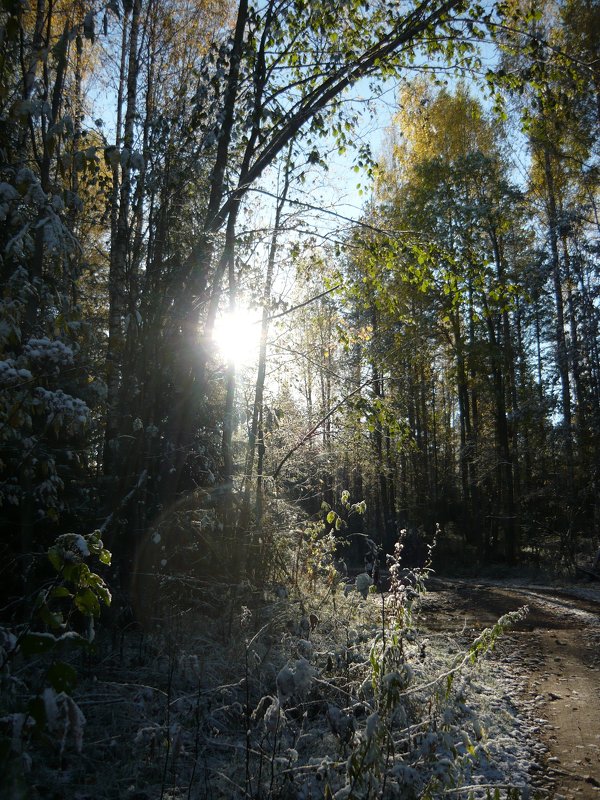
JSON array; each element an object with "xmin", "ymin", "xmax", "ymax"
[{"xmin": 1, "ymin": 0, "xmax": 598, "ymax": 614}]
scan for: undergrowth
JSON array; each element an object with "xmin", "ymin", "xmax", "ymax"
[{"xmin": 0, "ymin": 498, "xmax": 540, "ymax": 799}]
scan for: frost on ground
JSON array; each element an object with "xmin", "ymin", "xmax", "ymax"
[
  {"xmin": 5, "ymin": 570, "xmax": 550, "ymax": 799},
  {"xmin": 3, "ymin": 506, "xmax": 564, "ymax": 800},
  {"xmin": 421, "ymin": 580, "xmax": 600, "ymax": 800}
]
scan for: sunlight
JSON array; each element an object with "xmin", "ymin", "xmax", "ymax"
[{"xmin": 211, "ymin": 307, "xmax": 262, "ymax": 367}]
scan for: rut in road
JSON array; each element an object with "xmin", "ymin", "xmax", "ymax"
[{"xmin": 422, "ymin": 581, "xmax": 600, "ymax": 799}]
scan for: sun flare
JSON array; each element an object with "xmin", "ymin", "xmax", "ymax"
[{"xmin": 211, "ymin": 307, "xmax": 262, "ymax": 367}]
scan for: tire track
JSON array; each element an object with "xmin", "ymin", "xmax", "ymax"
[{"xmin": 423, "ymin": 580, "xmax": 600, "ymax": 798}]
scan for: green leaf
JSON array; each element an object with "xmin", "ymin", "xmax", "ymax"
[
  {"xmin": 48, "ymin": 546, "xmax": 63, "ymax": 572},
  {"xmin": 88, "ymin": 575, "xmax": 111, "ymax": 607},
  {"xmin": 47, "ymin": 661, "xmax": 78, "ymax": 694},
  {"xmin": 39, "ymin": 605, "xmax": 63, "ymax": 630},
  {"xmin": 99, "ymin": 549, "xmax": 112, "ymax": 566},
  {"xmin": 74, "ymin": 588, "xmax": 101, "ymax": 617},
  {"xmin": 326, "ymin": 511, "xmax": 336, "ymax": 524},
  {"xmin": 64, "ymin": 562, "xmax": 90, "ymax": 585},
  {"xmin": 21, "ymin": 632, "xmax": 57, "ymax": 656},
  {"xmin": 51, "ymin": 586, "xmax": 72, "ymax": 599}
]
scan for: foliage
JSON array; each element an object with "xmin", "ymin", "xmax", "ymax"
[
  {"xmin": 0, "ymin": 0, "xmax": 597, "ymax": 795},
  {"xmin": 326, "ymin": 70, "xmax": 599, "ymax": 567},
  {"xmin": 3, "ymin": 0, "xmax": 597, "ymax": 588},
  {"xmin": 0, "ymin": 495, "xmax": 532, "ymax": 799},
  {"xmin": 290, "ymin": 491, "xmax": 367, "ymax": 591},
  {"xmin": 0, "ymin": 530, "xmax": 111, "ymax": 798}
]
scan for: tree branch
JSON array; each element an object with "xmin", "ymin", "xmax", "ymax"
[{"xmin": 272, "ymin": 379, "xmax": 374, "ymax": 479}]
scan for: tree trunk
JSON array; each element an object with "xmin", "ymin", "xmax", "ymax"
[
  {"xmin": 489, "ymin": 230, "xmax": 518, "ymax": 563},
  {"xmin": 104, "ymin": 0, "xmax": 140, "ymax": 477},
  {"xmin": 543, "ymin": 145, "xmax": 574, "ymax": 491},
  {"xmin": 244, "ymin": 155, "xmax": 292, "ymax": 525}
]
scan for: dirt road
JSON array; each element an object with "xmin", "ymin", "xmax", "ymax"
[{"xmin": 424, "ymin": 580, "xmax": 600, "ymax": 798}]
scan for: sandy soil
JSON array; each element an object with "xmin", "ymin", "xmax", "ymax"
[{"xmin": 423, "ymin": 580, "xmax": 600, "ymax": 798}]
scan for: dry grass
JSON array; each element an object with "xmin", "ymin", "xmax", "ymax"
[{"xmin": 2, "ymin": 513, "xmax": 536, "ymax": 799}]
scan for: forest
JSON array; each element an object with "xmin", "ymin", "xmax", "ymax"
[{"xmin": 1, "ymin": 0, "xmax": 599, "ymax": 797}]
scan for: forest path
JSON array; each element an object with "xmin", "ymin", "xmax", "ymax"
[{"xmin": 423, "ymin": 579, "xmax": 600, "ymax": 798}]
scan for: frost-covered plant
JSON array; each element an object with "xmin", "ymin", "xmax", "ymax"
[
  {"xmin": 0, "ymin": 264, "xmax": 95, "ymax": 527},
  {"xmin": 387, "ymin": 526, "xmax": 437, "ymax": 628},
  {"xmin": 326, "ymin": 528, "xmax": 530, "ymax": 800},
  {"xmin": 292, "ymin": 491, "xmax": 366, "ymax": 592},
  {"xmin": 73, "ymin": 502, "xmax": 532, "ymax": 800},
  {"xmin": 0, "ymin": 39, "xmax": 106, "ymax": 587},
  {"xmin": 293, "ymin": 516, "xmax": 339, "ymax": 591},
  {"xmin": 0, "ymin": 531, "xmax": 111, "ymax": 795}
]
